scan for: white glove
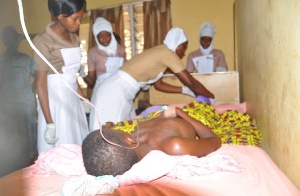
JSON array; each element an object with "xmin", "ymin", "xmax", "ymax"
[
  {"xmin": 181, "ymin": 86, "xmax": 196, "ymax": 97},
  {"xmin": 79, "ymin": 65, "xmax": 87, "ymax": 78},
  {"xmin": 81, "ymin": 100, "xmax": 91, "ymax": 113},
  {"xmin": 209, "ymin": 97, "xmax": 216, "ymax": 106},
  {"xmin": 45, "ymin": 123, "xmax": 58, "ymax": 144}
]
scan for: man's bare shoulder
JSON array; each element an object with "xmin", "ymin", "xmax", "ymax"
[{"xmin": 140, "ymin": 117, "xmax": 196, "ymax": 138}]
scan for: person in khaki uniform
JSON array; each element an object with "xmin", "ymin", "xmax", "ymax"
[
  {"xmin": 34, "ymin": 0, "xmax": 89, "ymax": 154},
  {"xmin": 89, "ymin": 27, "xmax": 215, "ymax": 131}
]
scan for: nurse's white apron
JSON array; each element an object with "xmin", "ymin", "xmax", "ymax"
[
  {"xmin": 91, "ymin": 56, "xmax": 124, "ymax": 99},
  {"xmin": 37, "ymin": 47, "xmax": 89, "ymax": 154},
  {"xmin": 89, "ymin": 70, "xmax": 140, "ymax": 131},
  {"xmin": 89, "ymin": 70, "xmax": 163, "ymax": 132}
]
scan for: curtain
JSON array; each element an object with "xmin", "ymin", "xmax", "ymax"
[
  {"xmin": 143, "ymin": 0, "xmax": 172, "ymax": 49},
  {"xmin": 88, "ymin": 6, "xmax": 124, "ymax": 49},
  {"xmin": 139, "ymin": 0, "xmax": 172, "ymax": 105},
  {"xmin": 86, "ymin": 1, "xmax": 172, "ymax": 104}
]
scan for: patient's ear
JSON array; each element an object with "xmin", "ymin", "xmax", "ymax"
[
  {"xmin": 124, "ymin": 133, "xmax": 136, "ymax": 144},
  {"xmin": 105, "ymin": 122, "xmax": 115, "ymax": 129}
]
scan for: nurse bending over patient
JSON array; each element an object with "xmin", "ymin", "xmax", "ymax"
[{"xmin": 89, "ymin": 27, "xmax": 215, "ymax": 131}]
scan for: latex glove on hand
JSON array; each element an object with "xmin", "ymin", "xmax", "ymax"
[
  {"xmin": 209, "ymin": 97, "xmax": 216, "ymax": 105},
  {"xmin": 79, "ymin": 65, "xmax": 87, "ymax": 78},
  {"xmin": 181, "ymin": 86, "xmax": 196, "ymax": 97},
  {"xmin": 196, "ymin": 95, "xmax": 216, "ymax": 105},
  {"xmin": 81, "ymin": 100, "xmax": 91, "ymax": 113},
  {"xmin": 162, "ymin": 106, "xmax": 177, "ymax": 118},
  {"xmin": 45, "ymin": 123, "xmax": 58, "ymax": 144}
]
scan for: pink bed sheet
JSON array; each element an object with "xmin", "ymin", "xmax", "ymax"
[
  {"xmin": 136, "ymin": 145, "xmax": 300, "ymax": 196},
  {"xmin": 0, "ymin": 103, "xmax": 297, "ymax": 195},
  {"xmin": 0, "ymin": 145, "xmax": 299, "ymax": 196}
]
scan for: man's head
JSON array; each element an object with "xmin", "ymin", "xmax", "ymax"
[
  {"xmin": 2, "ymin": 26, "xmax": 22, "ymax": 50},
  {"xmin": 82, "ymin": 127, "xmax": 139, "ymax": 176}
]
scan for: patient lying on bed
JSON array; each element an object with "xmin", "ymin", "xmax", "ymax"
[{"xmin": 82, "ymin": 107, "xmax": 221, "ymax": 176}]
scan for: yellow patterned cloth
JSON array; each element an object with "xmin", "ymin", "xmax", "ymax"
[{"xmin": 113, "ymin": 102, "xmax": 261, "ymax": 147}]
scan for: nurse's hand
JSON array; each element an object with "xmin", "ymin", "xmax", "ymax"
[
  {"xmin": 181, "ymin": 86, "xmax": 196, "ymax": 97},
  {"xmin": 45, "ymin": 123, "xmax": 58, "ymax": 144},
  {"xmin": 81, "ymin": 100, "xmax": 91, "ymax": 113},
  {"xmin": 195, "ymin": 95, "xmax": 216, "ymax": 105}
]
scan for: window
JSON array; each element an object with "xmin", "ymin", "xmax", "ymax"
[
  {"xmin": 123, "ymin": 2, "xmax": 144, "ymax": 60},
  {"xmin": 78, "ymin": 15, "xmax": 90, "ymax": 89}
]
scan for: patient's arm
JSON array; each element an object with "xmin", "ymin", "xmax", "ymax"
[
  {"xmin": 175, "ymin": 107, "xmax": 215, "ymax": 139},
  {"xmin": 162, "ymin": 107, "xmax": 221, "ymax": 157}
]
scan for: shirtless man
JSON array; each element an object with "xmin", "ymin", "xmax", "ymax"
[{"xmin": 82, "ymin": 107, "xmax": 221, "ymax": 176}]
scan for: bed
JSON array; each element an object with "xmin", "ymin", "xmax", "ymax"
[{"xmin": 0, "ymin": 72, "xmax": 299, "ymax": 196}]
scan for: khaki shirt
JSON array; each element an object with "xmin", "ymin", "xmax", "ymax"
[
  {"xmin": 120, "ymin": 44, "xmax": 185, "ymax": 82},
  {"xmin": 33, "ymin": 22, "xmax": 80, "ymax": 74}
]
